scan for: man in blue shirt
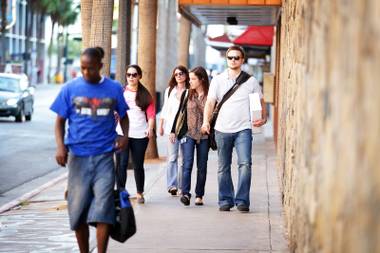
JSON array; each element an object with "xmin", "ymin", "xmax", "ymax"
[{"xmin": 50, "ymin": 47, "xmax": 129, "ymax": 253}]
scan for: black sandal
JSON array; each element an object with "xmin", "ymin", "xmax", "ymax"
[{"xmin": 168, "ymin": 187, "xmax": 178, "ymax": 196}]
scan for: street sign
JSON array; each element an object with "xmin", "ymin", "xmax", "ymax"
[{"xmin": 0, "ymin": 0, "xmax": 16, "ymax": 29}]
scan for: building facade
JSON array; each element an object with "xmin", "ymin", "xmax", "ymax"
[{"xmin": 0, "ymin": 0, "xmax": 46, "ymax": 84}]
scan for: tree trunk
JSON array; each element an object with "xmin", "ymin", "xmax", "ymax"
[
  {"xmin": 178, "ymin": 16, "xmax": 191, "ymax": 67},
  {"xmin": 80, "ymin": 0, "xmax": 92, "ymax": 50},
  {"xmin": 47, "ymin": 22, "xmax": 55, "ymax": 83},
  {"xmin": 56, "ymin": 30, "xmax": 63, "ymax": 76},
  {"xmin": 115, "ymin": 0, "xmax": 132, "ymax": 86},
  {"xmin": 138, "ymin": 0, "xmax": 159, "ymax": 159},
  {"xmin": 89, "ymin": 0, "xmax": 114, "ymax": 77},
  {"xmin": 0, "ymin": 0, "xmax": 8, "ymax": 65},
  {"xmin": 37, "ymin": 14, "xmax": 45, "ymax": 84}
]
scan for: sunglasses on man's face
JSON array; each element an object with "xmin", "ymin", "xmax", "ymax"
[
  {"xmin": 126, "ymin": 73, "xmax": 138, "ymax": 78},
  {"xmin": 227, "ymin": 56, "xmax": 241, "ymax": 61},
  {"xmin": 174, "ymin": 72, "xmax": 184, "ymax": 77}
]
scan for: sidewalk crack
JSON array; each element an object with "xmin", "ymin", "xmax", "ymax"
[{"xmin": 266, "ymin": 154, "xmax": 273, "ymax": 252}]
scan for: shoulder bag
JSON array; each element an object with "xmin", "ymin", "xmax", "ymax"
[
  {"xmin": 171, "ymin": 89, "xmax": 189, "ymax": 140},
  {"xmin": 208, "ymin": 71, "xmax": 251, "ymax": 150}
]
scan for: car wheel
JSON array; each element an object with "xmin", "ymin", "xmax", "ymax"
[
  {"xmin": 15, "ymin": 108, "xmax": 24, "ymax": 122},
  {"xmin": 25, "ymin": 114, "xmax": 32, "ymax": 121}
]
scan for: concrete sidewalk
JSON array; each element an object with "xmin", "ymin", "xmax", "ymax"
[
  {"xmin": 108, "ymin": 137, "xmax": 289, "ymax": 253},
  {"xmin": 0, "ymin": 135, "xmax": 289, "ymax": 253}
]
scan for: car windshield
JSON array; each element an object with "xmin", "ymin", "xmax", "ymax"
[{"xmin": 0, "ymin": 77, "xmax": 20, "ymax": 92}]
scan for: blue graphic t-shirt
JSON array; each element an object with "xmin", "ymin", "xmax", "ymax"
[{"xmin": 50, "ymin": 77, "xmax": 129, "ymax": 156}]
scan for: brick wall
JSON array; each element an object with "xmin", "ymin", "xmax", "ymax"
[{"xmin": 277, "ymin": 0, "xmax": 380, "ymax": 252}]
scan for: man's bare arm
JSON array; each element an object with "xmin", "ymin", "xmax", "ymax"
[
  {"xmin": 54, "ymin": 116, "xmax": 68, "ymax": 167},
  {"xmin": 115, "ymin": 113, "xmax": 129, "ymax": 151},
  {"xmin": 253, "ymin": 98, "xmax": 267, "ymax": 127},
  {"xmin": 201, "ymin": 98, "xmax": 216, "ymax": 134}
]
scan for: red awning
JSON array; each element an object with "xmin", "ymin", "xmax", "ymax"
[
  {"xmin": 233, "ymin": 26, "xmax": 274, "ymax": 47},
  {"xmin": 208, "ymin": 33, "xmax": 232, "ymax": 43}
]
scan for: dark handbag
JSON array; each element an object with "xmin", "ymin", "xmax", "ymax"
[
  {"xmin": 172, "ymin": 90, "xmax": 189, "ymax": 139},
  {"xmin": 208, "ymin": 112, "xmax": 218, "ymax": 150},
  {"xmin": 208, "ymin": 71, "xmax": 251, "ymax": 150},
  {"xmin": 110, "ymin": 189, "xmax": 136, "ymax": 243}
]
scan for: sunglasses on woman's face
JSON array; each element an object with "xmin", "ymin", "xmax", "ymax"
[
  {"xmin": 126, "ymin": 73, "xmax": 138, "ymax": 78},
  {"xmin": 174, "ymin": 72, "xmax": 184, "ymax": 77},
  {"xmin": 227, "ymin": 56, "xmax": 241, "ymax": 61}
]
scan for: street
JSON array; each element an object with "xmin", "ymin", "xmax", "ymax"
[{"xmin": 0, "ymin": 84, "xmax": 63, "ymax": 206}]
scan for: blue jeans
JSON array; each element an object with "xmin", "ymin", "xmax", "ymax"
[
  {"xmin": 166, "ymin": 138, "xmax": 183, "ymax": 190},
  {"xmin": 181, "ymin": 136, "xmax": 209, "ymax": 198},
  {"xmin": 215, "ymin": 129, "xmax": 252, "ymax": 207},
  {"xmin": 67, "ymin": 152, "xmax": 115, "ymax": 230}
]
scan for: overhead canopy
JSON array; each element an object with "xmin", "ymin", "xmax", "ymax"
[
  {"xmin": 178, "ymin": 0, "xmax": 281, "ymax": 26},
  {"xmin": 234, "ymin": 26, "xmax": 274, "ymax": 46},
  {"xmin": 207, "ymin": 33, "xmax": 233, "ymax": 51},
  {"xmin": 208, "ymin": 34, "xmax": 232, "ymax": 43},
  {"xmin": 206, "ymin": 32, "xmax": 271, "ymax": 59}
]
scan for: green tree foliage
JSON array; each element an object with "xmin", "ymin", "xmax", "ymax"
[{"xmin": 41, "ymin": 0, "xmax": 78, "ymax": 82}]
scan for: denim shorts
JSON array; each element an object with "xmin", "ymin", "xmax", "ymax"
[{"xmin": 67, "ymin": 152, "xmax": 115, "ymax": 230}]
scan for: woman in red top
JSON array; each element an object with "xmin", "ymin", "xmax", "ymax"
[{"xmin": 116, "ymin": 65, "xmax": 155, "ymax": 204}]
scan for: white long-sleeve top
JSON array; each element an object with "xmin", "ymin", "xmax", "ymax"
[
  {"xmin": 160, "ymin": 86, "xmax": 182, "ymax": 135},
  {"xmin": 116, "ymin": 87, "xmax": 155, "ymax": 138}
]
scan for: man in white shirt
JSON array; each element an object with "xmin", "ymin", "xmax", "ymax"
[{"xmin": 202, "ymin": 46, "xmax": 267, "ymax": 212}]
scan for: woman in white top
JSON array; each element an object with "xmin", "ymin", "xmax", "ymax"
[
  {"xmin": 116, "ymin": 64, "xmax": 155, "ymax": 204},
  {"xmin": 158, "ymin": 65, "xmax": 190, "ymax": 196}
]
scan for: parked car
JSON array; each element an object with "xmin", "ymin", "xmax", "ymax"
[{"xmin": 0, "ymin": 73, "xmax": 34, "ymax": 122}]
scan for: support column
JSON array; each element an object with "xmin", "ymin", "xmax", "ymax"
[
  {"xmin": 138, "ymin": 0, "xmax": 159, "ymax": 159},
  {"xmin": 178, "ymin": 15, "xmax": 191, "ymax": 67}
]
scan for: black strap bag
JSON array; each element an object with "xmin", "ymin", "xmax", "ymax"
[
  {"xmin": 110, "ymin": 176, "xmax": 137, "ymax": 242},
  {"xmin": 209, "ymin": 71, "xmax": 251, "ymax": 150},
  {"xmin": 172, "ymin": 89, "xmax": 189, "ymax": 140}
]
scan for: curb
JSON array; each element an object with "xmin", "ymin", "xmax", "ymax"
[
  {"xmin": 90, "ymin": 160, "xmax": 167, "ymax": 252},
  {"xmin": 0, "ymin": 172, "xmax": 68, "ymax": 214}
]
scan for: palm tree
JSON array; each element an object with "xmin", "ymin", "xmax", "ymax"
[
  {"xmin": 80, "ymin": 0, "xmax": 92, "ymax": 49},
  {"xmin": 138, "ymin": 0, "xmax": 159, "ymax": 159},
  {"xmin": 115, "ymin": 0, "xmax": 132, "ymax": 85},
  {"xmin": 43, "ymin": 0, "xmax": 78, "ymax": 83},
  {"xmin": 178, "ymin": 16, "xmax": 191, "ymax": 67},
  {"xmin": 89, "ymin": 0, "xmax": 114, "ymax": 77},
  {"xmin": 29, "ymin": 0, "xmax": 50, "ymax": 83},
  {"xmin": 56, "ymin": 2, "xmax": 79, "ymax": 77},
  {"xmin": 44, "ymin": 0, "xmax": 60, "ymax": 83},
  {"xmin": 0, "ymin": 0, "xmax": 8, "ymax": 64}
]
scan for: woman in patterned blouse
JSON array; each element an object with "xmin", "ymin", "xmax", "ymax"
[{"xmin": 170, "ymin": 66, "xmax": 210, "ymax": 206}]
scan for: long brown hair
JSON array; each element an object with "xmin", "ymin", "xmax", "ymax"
[
  {"xmin": 188, "ymin": 66, "xmax": 209, "ymax": 100},
  {"xmin": 167, "ymin": 65, "xmax": 190, "ymax": 96},
  {"xmin": 126, "ymin": 64, "xmax": 153, "ymax": 111}
]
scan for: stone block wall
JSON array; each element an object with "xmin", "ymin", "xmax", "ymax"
[{"xmin": 277, "ymin": 0, "xmax": 380, "ymax": 252}]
